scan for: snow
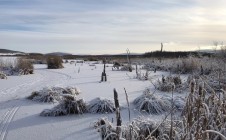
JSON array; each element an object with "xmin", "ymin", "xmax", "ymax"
[{"xmin": 0, "ymin": 61, "xmax": 186, "ymax": 140}]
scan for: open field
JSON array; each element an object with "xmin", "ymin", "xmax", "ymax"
[{"xmin": 0, "ymin": 56, "xmax": 226, "ymax": 140}]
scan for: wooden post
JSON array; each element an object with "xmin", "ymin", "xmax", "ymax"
[{"xmin": 101, "ymin": 62, "xmax": 107, "ymax": 82}]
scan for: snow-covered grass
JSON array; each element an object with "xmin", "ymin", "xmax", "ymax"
[
  {"xmin": 0, "ymin": 57, "xmax": 34, "ymax": 76},
  {"xmin": 133, "ymin": 92, "xmax": 185, "ymax": 114},
  {"xmin": 87, "ymin": 97, "xmax": 116, "ymax": 114},
  {"xmin": 27, "ymin": 86, "xmax": 80, "ymax": 103},
  {"xmin": 40, "ymin": 95, "xmax": 87, "ymax": 116},
  {"xmin": 0, "ymin": 62, "xmax": 152, "ymax": 140}
]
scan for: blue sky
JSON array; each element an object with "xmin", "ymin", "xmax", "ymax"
[{"xmin": 0, "ymin": 0, "xmax": 226, "ymax": 54}]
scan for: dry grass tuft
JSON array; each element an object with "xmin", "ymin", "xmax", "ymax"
[
  {"xmin": 27, "ymin": 87, "xmax": 80, "ymax": 103},
  {"xmin": 157, "ymin": 75, "xmax": 184, "ymax": 92},
  {"xmin": 40, "ymin": 95, "xmax": 87, "ymax": 116},
  {"xmin": 87, "ymin": 97, "xmax": 116, "ymax": 114}
]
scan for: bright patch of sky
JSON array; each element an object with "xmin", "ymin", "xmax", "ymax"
[{"xmin": 0, "ymin": 0, "xmax": 226, "ymax": 54}]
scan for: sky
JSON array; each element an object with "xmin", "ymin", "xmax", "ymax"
[{"xmin": 0, "ymin": 0, "xmax": 226, "ymax": 54}]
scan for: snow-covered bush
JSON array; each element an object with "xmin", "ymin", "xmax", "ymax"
[
  {"xmin": 16, "ymin": 57, "xmax": 34, "ymax": 74},
  {"xmin": 46, "ymin": 56, "xmax": 63, "ymax": 69},
  {"xmin": 133, "ymin": 93, "xmax": 170, "ymax": 114},
  {"xmin": 93, "ymin": 118, "xmax": 115, "ymax": 139},
  {"xmin": 120, "ymin": 65, "xmax": 134, "ymax": 71},
  {"xmin": 133, "ymin": 92, "xmax": 185, "ymax": 114},
  {"xmin": 28, "ymin": 91, "xmax": 58, "ymax": 103},
  {"xmin": 135, "ymin": 69, "xmax": 150, "ymax": 81},
  {"xmin": 181, "ymin": 57, "xmax": 199, "ymax": 74},
  {"xmin": 0, "ymin": 57, "xmax": 34, "ymax": 76},
  {"xmin": 40, "ymin": 95, "xmax": 87, "ymax": 116},
  {"xmin": 27, "ymin": 87, "xmax": 81, "ymax": 103},
  {"xmin": 157, "ymin": 80, "xmax": 175, "ymax": 92},
  {"xmin": 93, "ymin": 117, "xmax": 182, "ymax": 140},
  {"xmin": 157, "ymin": 75, "xmax": 184, "ymax": 92},
  {"xmin": 87, "ymin": 97, "xmax": 115, "ymax": 114}
]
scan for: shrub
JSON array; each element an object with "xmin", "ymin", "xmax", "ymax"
[
  {"xmin": 87, "ymin": 97, "xmax": 115, "ymax": 113},
  {"xmin": 93, "ymin": 118, "xmax": 115, "ymax": 139},
  {"xmin": 46, "ymin": 56, "xmax": 63, "ymax": 69},
  {"xmin": 171, "ymin": 56, "xmax": 200, "ymax": 74},
  {"xmin": 181, "ymin": 57, "xmax": 199, "ymax": 73},
  {"xmin": 0, "ymin": 57, "xmax": 34, "ymax": 76},
  {"xmin": 16, "ymin": 57, "xmax": 34, "ymax": 74},
  {"xmin": 40, "ymin": 95, "xmax": 87, "ymax": 116},
  {"xmin": 120, "ymin": 65, "xmax": 134, "ymax": 71},
  {"xmin": 157, "ymin": 75, "xmax": 184, "ymax": 92}
]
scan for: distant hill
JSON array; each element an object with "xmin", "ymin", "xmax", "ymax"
[
  {"xmin": 45, "ymin": 52, "xmax": 73, "ymax": 56},
  {"xmin": 0, "ymin": 49, "xmax": 26, "ymax": 55},
  {"xmin": 0, "ymin": 49, "xmax": 23, "ymax": 53}
]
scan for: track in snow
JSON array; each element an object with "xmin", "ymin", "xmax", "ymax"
[{"xmin": 0, "ymin": 107, "xmax": 20, "ymax": 140}]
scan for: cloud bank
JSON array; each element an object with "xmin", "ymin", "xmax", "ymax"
[{"xmin": 0, "ymin": 0, "xmax": 226, "ymax": 54}]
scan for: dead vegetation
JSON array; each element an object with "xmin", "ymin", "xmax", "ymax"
[
  {"xmin": 120, "ymin": 65, "xmax": 134, "ymax": 71},
  {"xmin": 27, "ymin": 87, "xmax": 80, "ymax": 103},
  {"xmin": 93, "ymin": 116, "xmax": 184, "ymax": 140},
  {"xmin": 40, "ymin": 95, "xmax": 87, "ymax": 116},
  {"xmin": 87, "ymin": 97, "xmax": 116, "ymax": 114},
  {"xmin": 178, "ymin": 79, "xmax": 226, "ymax": 139},
  {"xmin": 94, "ymin": 80, "xmax": 226, "ymax": 139},
  {"xmin": 46, "ymin": 56, "xmax": 64, "ymax": 69},
  {"xmin": 133, "ymin": 93, "xmax": 171, "ymax": 114},
  {"xmin": 0, "ymin": 57, "xmax": 34, "ymax": 76},
  {"xmin": 156, "ymin": 75, "xmax": 185, "ymax": 93},
  {"xmin": 16, "ymin": 57, "xmax": 34, "ymax": 74},
  {"xmin": 133, "ymin": 92, "xmax": 185, "ymax": 114},
  {"xmin": 142, "ymin": 56, "xmax": 225, "ymax": 76}
]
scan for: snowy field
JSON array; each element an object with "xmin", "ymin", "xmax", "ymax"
[{"xmin": 0, "ymin": 61, "xmax": 186, "ymax": 140}]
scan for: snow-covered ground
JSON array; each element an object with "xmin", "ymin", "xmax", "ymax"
[{"xmin": 0, "ymin": 62, "xmax": 185, "ymax": 140}]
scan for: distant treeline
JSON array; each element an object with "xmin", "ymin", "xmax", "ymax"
[
  {"xmin": 143, "ymin": 51, "xmax": 212, "ymax": 58},
  {"xmin": 18, "ymin": 51, "xmax": 213, "ymax": 61}
]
